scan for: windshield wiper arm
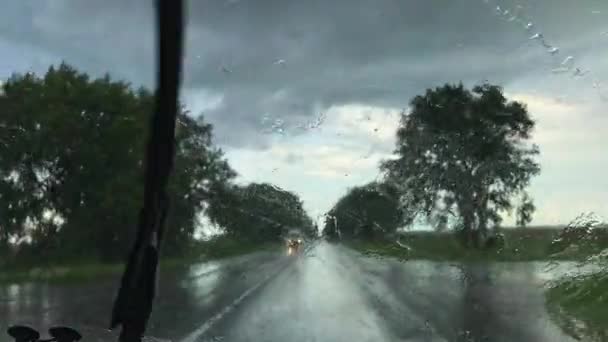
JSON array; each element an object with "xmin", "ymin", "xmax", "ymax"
[{"xmin": 109, "ymin": 0, "xmax": 184, "ymax": 341}]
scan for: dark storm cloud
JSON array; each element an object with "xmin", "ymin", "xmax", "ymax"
[
  {"xmin": 0, "ymin": 1, "xmax": 156, "ymax": 84},
  {"xmin": 1, "ymin": 0, "xmax": 606, "ymax": 147}
]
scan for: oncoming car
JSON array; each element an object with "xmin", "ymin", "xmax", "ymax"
[{"xmin": 286, "ymin": 237, "xmax": 303, "ymax": 255}]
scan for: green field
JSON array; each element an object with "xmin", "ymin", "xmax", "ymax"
[
  {"xmin": 348, "ymin": 227, "xmax": 577, "ymax": 262},
  {"xmin": 0, "ymin": 236, "xmax": 280, "ymax": 284}
]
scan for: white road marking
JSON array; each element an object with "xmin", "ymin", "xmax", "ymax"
[
  {"xmin": 180, "ymin": 279, "xmax": 268, "ymax": 342},
  {"xmin": 179, "ymin": 245, "xmax": 318, "ymax": 342}
]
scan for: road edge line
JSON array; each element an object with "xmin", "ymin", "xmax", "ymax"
[{"xmin": 180, "ymin": 256, "xmax": 293, "ymax": 342}]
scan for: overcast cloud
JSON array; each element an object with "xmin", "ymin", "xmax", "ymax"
[{"xmin": 2, "ymin": 0, "xmax": 608, "ymax": 227}]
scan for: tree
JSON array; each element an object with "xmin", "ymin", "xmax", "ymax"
[
  {"xmin": 0, "ymin": 63, "xmax": 234, "ymax": 261},
  {"xmin": 381, "ymin": 83, "xmax": 540, "ymax": 248},
  {"xmin": 323, "ymin": 182, "xmax": 403, "ymax": 240},
  {"xmin": 303, "ymin": 222, "xmax": 319, "ymax": 239},
  {"xmin": 322, "ymin": 213, "xmax": 339, "ymax": 241},
  {"xmin": 207, "ymin": 182, "xmax": 313, "ymax": 242},
  {"xmin": 163, "ymin": 114, "xmax": 236, "ymax": 256},
  {"xmin": 515, "ymin": 192, "xmax": 535, "ymax": 228}
]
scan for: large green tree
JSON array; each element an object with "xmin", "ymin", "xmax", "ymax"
[
  {"xmin": 207, "ymin": 182, "xmax": 314, "ymax": 241},
  {"xmin": 164, "ymin": 114, "xmax": 236, "ymax": 256},
  {"xmin": 323, "ymin": 182, "xmax": 403, "ymax": 240},
  {"xmin": 381, "ymin": 83, "xmax": 540, "ymax": 248},
  {"xmin": 0, "ymin": 63, "xmax": 234, "ymax": 261}
]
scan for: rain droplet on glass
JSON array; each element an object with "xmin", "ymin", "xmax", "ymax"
[
  {"xmin": 540, "ymin": 39, "xmax": 552, "ymax": 48},
  {"xmin": 561, "ymin": 56, "xmax": 574, "ymax": 67},
  {"xmin": 573, "ymin": 68, "xmax": 589, "ymax": 77},
  {"xmin": 261, "ymin": 113, "xmax": 271, "ymax": 124}
]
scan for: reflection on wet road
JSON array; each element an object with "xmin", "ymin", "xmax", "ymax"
[{"xmin": 1, "ymin": 242, "xmax": 578, "ymax": 342}]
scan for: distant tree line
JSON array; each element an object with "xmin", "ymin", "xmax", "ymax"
[
  {"xmin": 207, "ymin": 182, "xmax": 317, "ymax": 242},
  {"xmin": 322, "ymin": 182, "xmax": 404, "ymax": 240},
  {"xmin": 0, "ymin": 63, "xmax": 314, "ymax": 264},
  {"xmin": 324, "ymin": 83, "xmax": 540, "ymax": 249}
]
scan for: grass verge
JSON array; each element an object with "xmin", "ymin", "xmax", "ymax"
[
  {"xmin": 546, "ymin": 272, "xmax": 608, "ymax": 341},
  {"xmin": 0, "ymin": 236, "xmax": 280, "ymax": 284},
  {"xmin": 194, "ymin": 235, "xmax": 279, "ymax": 260},
  {"xmin": 347, "ymin": 228, "xmax": 595, "ymax": 262}
]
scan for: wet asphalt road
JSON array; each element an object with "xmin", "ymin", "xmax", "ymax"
[{"xmin": 1, "ymin": 242, "xmax": 577, "ymax": 342}]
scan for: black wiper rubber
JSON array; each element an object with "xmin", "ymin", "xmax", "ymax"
[
  {"xmin": 109, "ymin": 0, "xmax": 184, "ymax": 341},
  {"xmin": 7, "ymin": 326, "xmax": 40, "ymax": 342}
]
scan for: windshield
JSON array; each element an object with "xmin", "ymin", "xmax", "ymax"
[{"xmin": 1, "ymin": 0, "xmax": 607, "ymax": 341}]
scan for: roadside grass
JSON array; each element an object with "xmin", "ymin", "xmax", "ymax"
[
  {"xmin": 192, "ymin": 235, "xmax": 280, "ymax": 260},
  {"xmin": 546, "ymin": 272, "xmax": 608, "ymax": 341},
  {"xmin": 0, "ymin": 236, "xmax": 280, "ymax": 284},
  {"xmin": 0, "ymin": 262, "xmax": 126, "ymax": 284},
  {"xmin": 348, "ymin": 227, "xmax": 594, "ymax": 262}
]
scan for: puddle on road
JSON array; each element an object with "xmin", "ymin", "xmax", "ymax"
[{"xmin": 187, "ymin": 261, "xmax": 222, "ymax": 279}]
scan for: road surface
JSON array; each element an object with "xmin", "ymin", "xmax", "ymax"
[{"xmin": 1, "ymin": 242, "xmax": 577, "ymax": 342}]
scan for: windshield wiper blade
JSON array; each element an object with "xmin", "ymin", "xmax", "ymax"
[{"xmin": 109, "ymin": 0, "xmax": 184, "ymax": 341}]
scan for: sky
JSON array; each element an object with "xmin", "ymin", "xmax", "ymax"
[{"xmin": 1, "ymin": 0, "xmax": 608, "ymax": 228}]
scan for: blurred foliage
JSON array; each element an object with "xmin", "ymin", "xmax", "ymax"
[
  {"xmin": 323, "ymin": 182, "xmax": 403, "ymax": 240},
  {"xmin": 381, "ymin": 83, "xmax": 540, "ymax": 248},
  {"xmin": 207, "ymin": 182, "xmax": 315, "ymax": 242},
  {"xmin": 0, "ymin": 63, "xmax": 241, "ymax": 263},
  {"xmin": 545, "ymin": 213, "xmax": 608, "ymax": 341},
  {"xmin": 548, "ymin": 212, "xmax": 608, "ymax": 256},
  {"xmin": 547, "ymin": 272, "xmax": 608, "ymax": 341}
]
